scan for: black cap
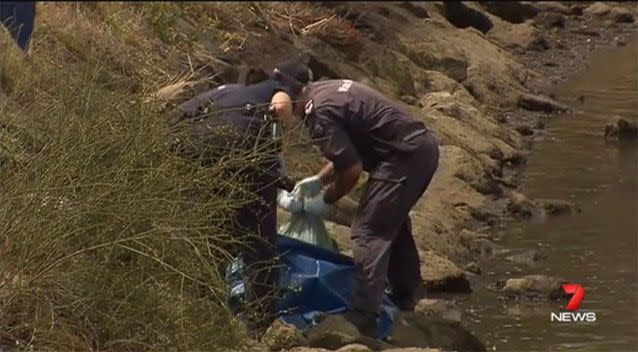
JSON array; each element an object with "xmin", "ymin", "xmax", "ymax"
[{"xmin": 275, "ymin": 60, "xmax": 313, "ymax": 85}]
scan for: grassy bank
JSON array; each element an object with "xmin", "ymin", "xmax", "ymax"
[{"xmin": 0, "ymin": 3, "xmax": 285, "ymax": 350}]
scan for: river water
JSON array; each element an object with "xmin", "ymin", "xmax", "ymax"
[{"xmin": 465, "ymin": 38, "xmax": 638, "ymax": 351}]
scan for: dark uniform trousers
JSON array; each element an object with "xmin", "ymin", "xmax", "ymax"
[{"xmin": 350, "ymin": 131, "xmax": 439, "ymax": 314}]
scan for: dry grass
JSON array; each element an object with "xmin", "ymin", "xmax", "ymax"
[
  {"xmin": 0, "ymin": 3, "xmax": 285, "ymax": 351},
  {"xmin": 263, "ymin": 2, "xmax": 363, "ymax": 48},
  {"xmin": 0, "ymin": 2, "xmax": 371, "ymax": 350}
]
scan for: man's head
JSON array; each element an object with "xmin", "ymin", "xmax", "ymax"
[
  {"xmin": 270, "ymin": 60, "xmax": 313, "ymax": 129},
  {"xmin": 273, "ymin": 61, "xmax": 313, "ymax": 106}
]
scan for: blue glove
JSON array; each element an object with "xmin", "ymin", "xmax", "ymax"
[
  {"xmin": 293, "ymin": 175, "xmax": 323, "ymax": 198},
  {"xmin": 277, "ymin": 190, "xmax": 303, "ymax": 213},
  {"xmin": 304, "ymin": 192, "xmax": 329, "ymax": 217}
]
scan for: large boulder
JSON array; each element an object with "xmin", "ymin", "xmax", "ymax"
[
  {"xmin": 420, "ymin": 251, "xmax": 472, "ymax": 293},
  {"xmin": 488, "ymin": 22, "xmax": 550, "ymax": 52}
]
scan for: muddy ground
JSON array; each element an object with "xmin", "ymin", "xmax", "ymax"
[{"xmin": 269, "ymin": 2, "xmax": 637, "ymax": 351}]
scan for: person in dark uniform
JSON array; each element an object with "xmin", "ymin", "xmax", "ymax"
[
  {"xmin": 292, "ymin": 77, "xmax": 440, "ymax": 337},
  {"xmin": 169, "ymin": 61, "xmax": 313, "ymax": 331}
]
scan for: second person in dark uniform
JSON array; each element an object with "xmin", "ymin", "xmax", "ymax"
[{"xmin": 169, "ymin": 61, "xmax": 313, "ymax": 331}]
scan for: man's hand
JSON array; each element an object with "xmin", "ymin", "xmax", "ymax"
[
  {"xmin": 293, "ymin": 175, "xmax": 324, "ymax": 198},
  {"xmin": 277, "ymin": 190, "xmax": 303, "ymax": 213},
  {"xmin": 304, "ymin": 192, "xmax": 329, "ymax": 217}
]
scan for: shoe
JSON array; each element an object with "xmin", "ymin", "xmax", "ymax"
[
  {"xmin": 340, "ymin": 309, "xmax": 379, "ymax": 338},
  {"xmin": 388, "ymin": 293, "xmax": 416, "ymax": 312}
]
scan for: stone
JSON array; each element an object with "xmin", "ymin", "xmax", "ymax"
[
  {"xmin": 605, "ymin": 117, "xmax": 638, "ymax": 142},
  {"xmin": 515, "ymin": 125, "xmax": 534, "ymax": 136},
  {"xmin": 401, "ymin": 95, "xmax": 419, "ymax": 105},
  {"xmin": 464, "ymin": 262, "xmax": 482, "ymax": 275},
  {"xmin": 389, "ymin": 312, "xmax": 486, "ymax": 351},
  {"xmin": 487, "ymin": 22, "xmax": 550, "ymax": 52},
  {"xmin": 479, "ymin": 2, "xmax": 540, "ymax": 23},
  {"xmin": 537, "ymin": 199, "xmax": 581, "ymax": 216},
  {"xmin": 517, "ymin": 93, "xmax": 570, "ymax": 113},
  {"xmin": 262, "ymin": 319, "xmax": 307, "ymax": 352},
  {"xmin": 507, "ymin": 191, "xmax": 538, "ymax": 219},
  {"xmin": 336, "ymin": 344, "xmax": 372, "ymax": 352},
  {"xmin": 304, "ymin": 315, "xmax": 359, "ymax": 350},
  {"xmin": 533, "ymin": 2, "xmax": 572, "ymax": 15},
  {"xmin": 415, "ymin": 298, "xmax": 463, "ymax": 323},
  {"xmin": 584, "ymin": 3, "xmax": 613, "ymax": 17},
  {"xmin": 420, "ymin": 251, "xmax": 472, "ymax": 293},
  {"xmin": 533, "ymin": 11, "xmax": 566, "ymax": 29},
  {"xmin": 610, "ymin": 7, "xmax": 635, "ymax": 23},
  {"xmin": 505, "ymin": 249, "xmax": 547, "ymax": 267},
  {"xmin": 500, "ymin": 275, "xmax": 565, "ymax": 300}
]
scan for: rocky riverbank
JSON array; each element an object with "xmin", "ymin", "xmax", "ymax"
[{"xmin": 271, "ymin": 2, "xmax": 637, "ymax": 351}]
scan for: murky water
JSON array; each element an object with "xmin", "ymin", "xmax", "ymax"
[{"xmin": 465, "ymin": 38, "xmax": 638, "ymax": 351}]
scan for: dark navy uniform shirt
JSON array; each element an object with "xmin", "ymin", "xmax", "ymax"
[{"xmin": 303, "ymin": 80, "xmax": 428, "ymax": 173}]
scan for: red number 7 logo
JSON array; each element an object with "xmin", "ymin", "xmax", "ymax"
[{"xmin": 562, "ymin": 284, "xmax": 585, "ymax": 311}]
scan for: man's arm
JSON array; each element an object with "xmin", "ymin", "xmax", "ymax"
[
  {"xmin": 317, "ymin": 161, "xmax": 335, "ymax": 185},
  {"xmin": 323, "ymin": 161, "xmax": 362, "ymax": 204}
]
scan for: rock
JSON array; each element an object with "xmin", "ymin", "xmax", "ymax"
[
  {"xmin": 487, "ymin": 22, "xmax": 550, "ymax": 52},
  {"xmin": 459, "ymin": 231, "xmax": 498, "ymax": 260},
  {"xmin": 336, "ymin": 344, "xmax": 372, "ymax": 352},
  {"xmin": 515, "ymin": 125, "xmax": 534, "ymax": 136},
  {"xmin": 389, "ymin": 312, "xmax": 486, "ymax": 351},
  {"xmin": 517, "ymin": 93, "xmax": 569, "ymax": 113},
  {"xmin": 441, "ymin": 2, "xmax": 494, "ymax": 34},
  {"xmin": 500, "ymin": 275, "xmax": 564, "ymax": 300},
  {"xmin": 385, "ymin": 349, "xmax": 442, "ymax": 352},
  {"xmin": 533, "ymin": 11, "xmax": 566, "ymax": 29},
  {"xmin": 304, "ymin": 315, "xmax": 360, "ymax": 350},
  {"xmin": 605, "ymin": 117, "xmax": 638, "ymax": 142},
  {"xmin": 506, "ymin": 191, "xmax": 538, "ymax": 219},
  {"xmin": 610, "ymin": 7, "xmax": 635, "ymax": 23},
  {"xmin": 263, "ymin": 319, "xmax": 307, "ymax": 351},
  {"xmin": 421, "ymin": 251, "xmax": 472, "ymax": 293},
  {"xmin": 415, "ymin": 298, "xmax": 463, "ymax": 323},
  {"xmin": 464, "ymin": 262, "xmax": 482, "ymax": 275},
  {"xmin": 479, "ymin": 2, "xmax": 540, "ymax": 23},
  {"xmin": 569, "ymin": 5, "xmax": 584, "ymax": 16},
  {"xmin": 533, "ymin": 2, "xmax": 572, "ymax": 15},
  {"xmin": 615, "ymin": 37, "xmax": 628, "ymax": 47},
  {"xmin": 505, "ymin": 249, "xmax": 547, "ymax": 266},
  {"xmin": 537, "ymin": 199, "xmax": 581, "ymax": 216},
  {"xmin": 584, "ymin": 3, "xmax": 613, "ymax": 16},
  {"xmin": 401, "ymin": 95, "xmax": 419, "ymax": 105}
]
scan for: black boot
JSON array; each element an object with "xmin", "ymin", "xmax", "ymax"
[{"xmin": 388, "ymin": 293, "xmax": 416, "ymax": 312}]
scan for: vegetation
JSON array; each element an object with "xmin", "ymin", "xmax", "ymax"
[{"xmin": 0, "ymin": 2, "xmax": 371, "ymax": 350}]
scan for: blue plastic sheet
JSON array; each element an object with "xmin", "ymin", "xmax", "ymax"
[{"xmin": 227, "ymin": 235, "xmax": 399, "ymax": 339}]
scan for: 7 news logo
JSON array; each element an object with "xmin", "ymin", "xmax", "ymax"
[{"xmin": 550, "ymin": 284, "xmax": 597, "ymax": 323}]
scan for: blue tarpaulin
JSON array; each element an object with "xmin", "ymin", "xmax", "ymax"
[
  {"xmin": 227, "ymin": 235, "xmax": 399, "ymax": 339},
  {"xmin": 1, "ymin": 2, "xmax": 36, "ymax": 51}
]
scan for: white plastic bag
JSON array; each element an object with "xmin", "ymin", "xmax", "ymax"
[{"xmin": 278, "ymin": 196, "xmax": 338, "ymax": 252}]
